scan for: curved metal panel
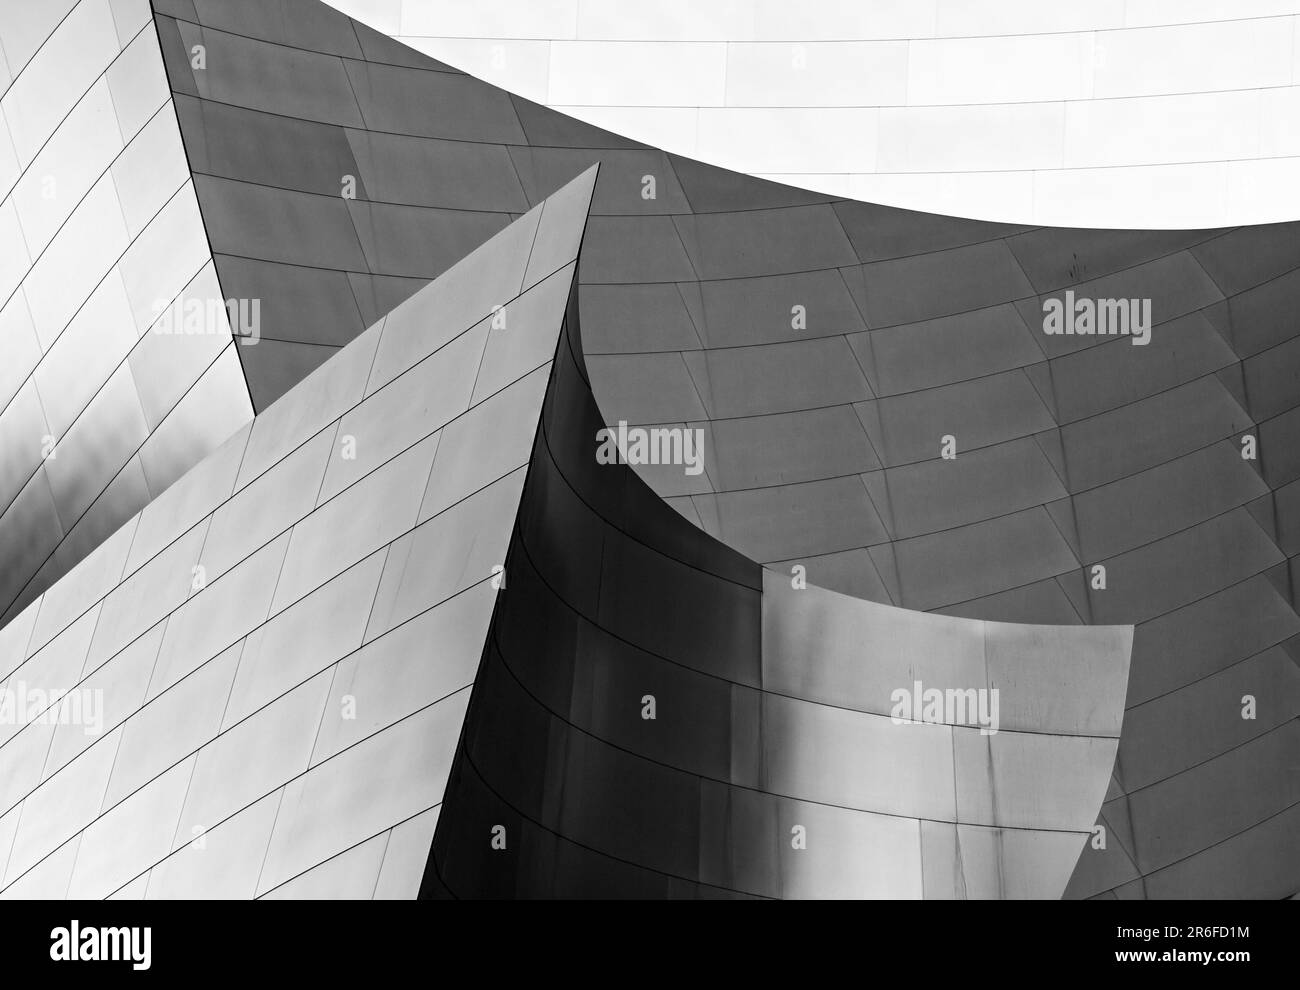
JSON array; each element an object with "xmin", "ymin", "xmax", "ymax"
[
  {"xmin": 423, "ymin": 283, "xmax": 1130, "ymax": 899},
  {"xmin": 143, "ymin": 0, "xmax": 1300, "ymax": 898}
]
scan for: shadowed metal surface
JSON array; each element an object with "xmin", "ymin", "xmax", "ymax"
[
  {"xmin": 422, "ymin": 280, "xmax": 1131, "ymax": 899},
  {"xmin": 145, "ymin": 0, "xmax": 1300, "ymax": 898}
]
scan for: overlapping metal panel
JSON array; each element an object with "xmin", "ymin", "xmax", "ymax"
[
  {"xmin": 0, "ymin": 0, "xmax": 254, "ymax": 627},
  {"xmin": 423, "ymin": 289, "xmax": 1131, "ymax": 899},
  {"xmin": 139, "ymin": 0, "xmax": 1300, "ymax": 898},
  {"xmin": 0, "ymin": 0, "xmax": 1294, "ymax": 900},
  {"xmin": 0, "ymin": 166, "xmax": 593, "ymax": 898}
]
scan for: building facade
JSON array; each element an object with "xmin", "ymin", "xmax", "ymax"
[{"xmin": 0, "ymin": 0, "xmax": 1295, "ymax": 899}]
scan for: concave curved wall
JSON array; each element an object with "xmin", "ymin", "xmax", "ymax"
[
  {"xmin": 148, "ymin": 0, "xmax": 1300, "ymax": 898},
  {"xmin": 424, "ymin": 280, "xmax": 1131, "ymax": 899}
]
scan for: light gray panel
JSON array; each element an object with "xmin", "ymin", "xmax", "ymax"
[
  {"xmin": 236, "ymin": 323, "xmax": 380, "ymax": 488},
  {"xmin": 522, "ymin": 164, "xmax": 597, "ymax": 289},
  {"xmin": 103, "ymin": 639, "xmax": 242, "ymax": 809},
  {"xmin": 365, "ymin": 205, "xmax": 540, "ymax": 391},
  {"xmin": 256, "ymin": 696, "xmax": 468, "ymax": 894},
  {"xmin": 365, "ymin": 467, "xmax": 526, "ymax": 640},
  {"xmin": 953, "ymin": 727, "xmax": 1120, "ymax": 830},
  {"xmin": 147, "ymin": 533, "xmax": 289, "ymax": 701},
  {"xmin": 0, "ymin": 717, "xmax": 54, "ymax": 822},
  {"xmin": 136, "ymin": 345, "xmax": 253, "ymax": 497},
  {"xmin": 202, "ymin": 424, "xmax": 334, "ymax": 583},
  {"xmin": 43, "ymin": 363, "xmax": 149, "ymax": 532},
  {"xmin": 1, "ymin": 380, "xmax": 51, "ymax": 514},
  {"xmin": 0, "ymin": 605, "xmax": 101, "ymax": 751},
  {"xmin": 224, "ymin": 550, "xmax": 385, "ymax": 728},
  {"xmin": 117, "ymin": 181, "xmax": 212, "ymax": 332},
  {"xmin": 28, "ymin": 512, "xmax": 136, "ymax": 657},
  {"xmin": 318, "ymin": 322, "xmax": 487, "ymax": 503},
  {"xmin": 418, "ymin": 365, "xmax": 550, "ymax": 522},
  {"xmin": 373, "ymin": 806, "xmax": 440, "ymax": 899},
  {"xmin": 5, "ymin": 724, "xmax": 120, "ymax": 886},
  {"xmin": 0, "ymin": 597, "xmax": 40, "ymax": 682},
  {"xmin": 761, "ymin": 692, "xmax": 957, "ymax": 822},
  {"xmin": 33, "ymin": 272, "xmax": 137, "ymax": 440},
  {"xmin": 0, "ymin": 292, "xmax": 42, "ymax": 413},
  {"xmin": 145, "ymin": 791, "xmax": 280, "ymax": 900},
  {"xmin": 259, "ymin": 831, "xmax": 387, "ymax": 899},
  {"xmin": 762, "ymin": 569, "xmax": 985, "ymax": 716},
  {"xmin": 470, "ymin": 262, "xmax": 573, "ymax": 403},
  {"xmin": 173, "ymin": 669, "xmax": 333, "ymax": 849},
  {"xmin": 774, "ymin": 799, "xmax": 923, "ymax": 900},
  {"xmin": 125, "ymin": 423, "xmax": 249, "ymax": 575},
  {"xmin": 0, "ymin": 835, "xmax": 77, "ymax": 900},
  {"xmin": 20, "ymin": 455, "xmax": 151, "ymax": 628},
  {"xmin": 66, "ymin": 755, "xmax": 195, "ymax": 899},
  {"xmin": 312, "ymin": 582, "xmax": 494, "ymax": 764},
  {"xmin": 127, "ymin": 263, "xmax": 231, "ymax": 431},
  {"xmin": 985, "ymin": 620, "xmax": 1132, "ymax": 736},
  {"xmin": 43, "ymin": 619, "xmax": 162, "ymax": 779},
  {"xmin": 271, "ymin": 431, "xmax": 438, "ymax": 612}
]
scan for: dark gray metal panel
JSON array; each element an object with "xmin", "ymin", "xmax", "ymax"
[{"xmin": 425, "ymin": 301, "xmax": 1128, "ymax": 897}]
